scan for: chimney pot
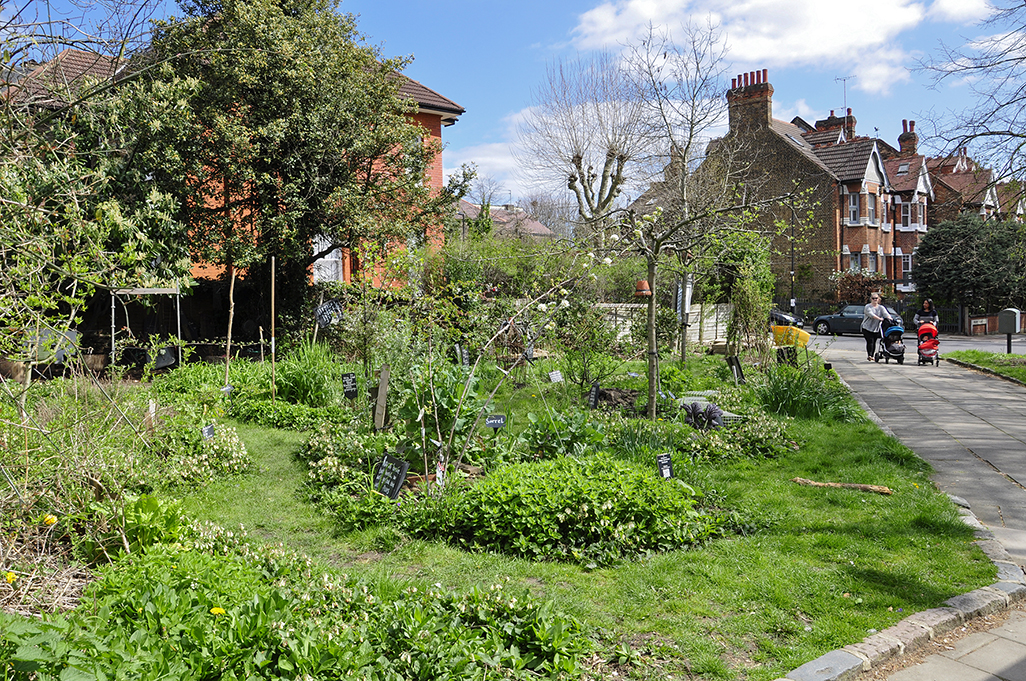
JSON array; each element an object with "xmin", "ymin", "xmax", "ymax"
[
  {"xmin": 847, "ymin": 107, "xmax": 852, "ymax": 116},
  {"xmin": 830, "ymin": 110, "xmax": 834, "ymax": 117},
  {"xmin": 762, "ymin": 68, "xmax": 768, "ymax": 83},
  {"xmin": 910, "ymin": 120, "xmax": 915, "ymax": 132},
  {"xmin": 731, "ymin": 77, "xmax": 736, "ymax": 89},
  {"xmin": 902, "ymin": 119, "xmax": 908, "ymax": 133}
]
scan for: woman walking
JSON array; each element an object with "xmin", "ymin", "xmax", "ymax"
[
  {"xmin": 861, "ymin": 293, "xmax": 892, "ymax": 361},
  {"xmin": 913, "ymin": 298, "xmax": 939, "ymax": 328}
]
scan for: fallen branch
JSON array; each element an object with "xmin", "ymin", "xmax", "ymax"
[{"xmin": 791, "ymin": 477, "xmax": 893, "ymax": 495}]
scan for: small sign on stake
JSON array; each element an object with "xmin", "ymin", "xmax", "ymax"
[
  {"xmin": 548, "ymin": 370, "xmax": 564, "ymax": 383},
  {"xmin": 587, "ymin": 382, "xmax": 600, "ymax": 409},
  {"xmin": 461, "ymin": 346, "xmax": 470, "ymax": 367},
  {"xmin": 341, "ymin": 372, "xmax": 358, "ymax": 401},
  {"xmin": 373, "ymin": 453, "xmax": 410, "ymax": 499},
  {"xmin": 201, "ymin": 424, "xmax": 215, "ymax": 440},
  {"xmin": 656, "ymin": 452, "xmax": 674, "ymax": 479},
  {"xmin": 485, "ymin": 414, "xmax": 507, "ymax": 432}
]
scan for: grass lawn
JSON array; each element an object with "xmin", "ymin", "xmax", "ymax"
[
  {"xmin": 178, "ymin": 386, "xmax": 994, "ymax": 681},
  {"xmin": 945, "ymin": 349, "xmax": 1026, "ymax": 384}
]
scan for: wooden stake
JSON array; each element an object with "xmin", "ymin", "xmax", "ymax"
[
  {"xmin": 271, "ymin": 257, "xmax": 276, "ymax": 403},
  {"xmin": 224, "ymin": 267, "xmax": 236, "ymax": 389}
]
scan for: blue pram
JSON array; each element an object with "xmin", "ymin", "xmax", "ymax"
[{"xmin": 874, "ymin": 322, "xmax": 906, "ymax": 365}]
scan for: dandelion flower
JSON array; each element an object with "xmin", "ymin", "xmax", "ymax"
[
  {"xmin": 4, "ymin": 572, "xmax": 15, "ymax": 584},
  {"xmin": 43, "ymin": 514, "xmax": 57, "ymax": 526},
  {"xmin": 210, "ymin": 607, "xmax": 226, "ymax": 615}
]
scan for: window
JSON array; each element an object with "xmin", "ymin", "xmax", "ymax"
[
  {"xmin": 897, "ymin": 163, "xmax": 910, "ymax": 175},
  {"xmin": 901, "ymin": 254, "xmax": 912, "ymax": 278},
  {"xmin": 868, "ymin": 253, "xmax": 877, "ymax": 272},
  {"xmin": 848, "ymin": 193, "xmax": 859, "ymax": 223},
  {"xmin": 848, "ymin": 253, "xmax": 861, "ymax": 271},
  {"xmin": 867, "ymin": 194, "xmax": 876, "ymax": 223},
  {"xmin": 901, "ymin": 201, "xmax": 911, "ymax": 227}
]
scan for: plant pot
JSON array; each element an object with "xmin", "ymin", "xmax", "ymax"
[{"xmin": 83, "ymin": 354, "xmax": 109, "ymax": 372}]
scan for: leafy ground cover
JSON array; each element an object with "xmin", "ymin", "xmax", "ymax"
[
  {"xmin": 1, "ymin": 352, "xmax": 994, "ymax": 680},
  {"xmin": 945, "ymin": 349, "xmax": 1026, "ymax": 384}
]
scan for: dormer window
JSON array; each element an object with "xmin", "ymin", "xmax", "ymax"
[{"xmin": 897, "ymin": 163, "xmax": 909, "ymax": 176}]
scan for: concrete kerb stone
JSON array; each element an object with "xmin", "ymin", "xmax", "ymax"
[{"xmin": 774, "ymin": 376, "xmax": 1021, "ymax": 681}]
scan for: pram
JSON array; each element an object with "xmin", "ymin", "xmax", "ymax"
[
  {"xmin": 916, "ymin": 321, "xmax": 940, "ymax": 366},
  {"xmin": 874, "ymin": 322, "xmax": 906, "ymax": 364}
]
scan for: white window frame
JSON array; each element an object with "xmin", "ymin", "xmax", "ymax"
[
  {"xmin": 848, "ymin": 253, "xmax": 861, "ymax": 271},
  {"xmin": 901, "ymin": 201, "xmax": 911, "ymax": 228},
  {"xmin": 848, "ymin": 192, "xmax": 859, "ymax": 224},
  {"xmin": 868, "ymin": 252, "xmax": 877, "ymax": 272},
  {"xmin": 901, "ymin": 254, "xmax": 912, "ymax": 276},
  {"xmin": 867, "ymin": 194, "xmax": 876, "ymax": 224}
]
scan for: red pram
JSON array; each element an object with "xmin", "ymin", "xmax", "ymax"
[{"xmin": 917, "ymin": 321, "xmax": 939, "ymax": 366}]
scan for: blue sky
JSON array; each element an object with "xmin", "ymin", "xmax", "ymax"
[
  {"xmin": 341, "ymin": 0, "xmax": 997, "ymax": 201},
  {"xmin": 26, "ymin": 0, "xmax": 1001, "ymax": 201}
]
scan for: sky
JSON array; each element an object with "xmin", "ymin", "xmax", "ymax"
[{"xmin": 338, "ymin": 0, "xmax": 997, "ymax": 201}]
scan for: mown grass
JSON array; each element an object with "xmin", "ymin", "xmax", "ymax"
[
  {"xmin": 945, "ymin": 349, "xmax": 1026, "ymax": 384},
  {"xmin": 177, "ymin": 363, "xmax": 994, "ymax": 681}
]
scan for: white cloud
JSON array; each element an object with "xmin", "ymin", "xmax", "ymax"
[
  {"xmin": 445, "ymin": 142, "xmax": 528, "ymax": 199},
  {"xmin": 772, "ymin": 98, "xmax": 823, "ymax": 125},
  {"xmin": 928, "ymin": 0, "xmax": 991, "ymax": 23},
  {"xmin": 572, "ymin": 0, "xmax": 928, "ymax": 94}
]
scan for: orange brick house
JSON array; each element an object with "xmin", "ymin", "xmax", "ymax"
[{"xmin": 311, "ymin": 77, "xmax": 464, "ymax": 284}]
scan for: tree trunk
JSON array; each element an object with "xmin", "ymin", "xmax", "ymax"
[{"xmin": 646, "ymin": 257, "xmax": 658, "ymax": 419}]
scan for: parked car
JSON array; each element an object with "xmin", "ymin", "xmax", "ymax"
[
  {"xmin": 769, "ymin": 308, "xmax": 804, "ymax": 328},
  {"xmin": 812, "ymin": 305, "xmax": 903, "ymax": 336}
]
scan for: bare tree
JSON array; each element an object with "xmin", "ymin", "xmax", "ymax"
[
  {"xmin": 468, "ymin": 173, "xmax": 508, "ymax": 208},
  {"xmin": 923, "ymin": 2, "xmax": 1026, "ymax": 183},
  {"xmin": 618, "ymin": 23, "xmax": 793, "ymax": 418},
  {"xmin": 515, "ymin": 51, "xmax": 654, "ymax": 244},
  {"xmin": 518, "ymin": 190, "xmax": 578, "ymax": 238}
]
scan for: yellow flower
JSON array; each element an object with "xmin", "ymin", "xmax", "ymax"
[
  {"xmin": 210, "ymin": 607, "xmax": 226, "ymax": 615},
  {"xmin": 4, "ymin": 571, "xmax": 15, "ymax": 584},
  {"xmin": 43, "ymin": 514, "xmax": 57, "ymax": 526}
]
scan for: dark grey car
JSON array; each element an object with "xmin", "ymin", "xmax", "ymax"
[{"xmin": 813, "ymin": 305, "xmax": 902, "ymax": 336}]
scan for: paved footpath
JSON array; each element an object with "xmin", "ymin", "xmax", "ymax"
[{"xmin": 776, "ymin": 342, "xmax": 1026, "ymax": 681}]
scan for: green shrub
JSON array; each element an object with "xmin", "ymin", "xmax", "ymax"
[
  {"xmin": 403, "ymin": 454, "xmax": 729, "ymax": 565},
  {"xmin": 72, "ymin": 495, "xmax": 187, "ymax": 564},
  {"xmin": 157, "ymin": 418, "xmax": 251, "ymax": 487},
  {"xmin": 1, "ymin": 533, "xmax": 587, "ymax": 679},
  {"xmin": 517, "ymin": 409, "xmax": 605, "ymax": 460}
]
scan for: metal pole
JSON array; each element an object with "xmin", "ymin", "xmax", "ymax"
[
  {"xmin": 790, "ymin": 212, "xmax": 795, "ymax": 313},
  {"xmin": 176, "ymin": 286, "xmax": 182, "ymax": 365},
  {"xmin": 271, "ymin": 257, "xmax": 276, "ymax": 403}
]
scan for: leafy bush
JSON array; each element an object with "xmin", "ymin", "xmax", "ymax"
[
  {"xmin": 516, "ymin": 409, "xmax": 605, "ymax": 460},
  {"xmin": 72, "ymin": 495, "xmax": 187, "ymax": 564},
  {"xmin": 394, "ymin": 361, "xmax": 483, "ymax": 466},
  {"xmin": 1, "ymin": 533, "xmax": 587, "ymax": 679},
  {"xmin": 757, "ymin": 363, "xmax": 865, "ymax": 422},
  {"xmin": 157, "ymin": 418, "xmax": 251, "ymax": 487},
  {"xmin": 551, "ymin": 298, "xmax": 620, "ymax": 386},
  {"xmin": 609, "ymin": 411, "xmax": 789, "ymax": 463},
  {"xmin": 403, "ymin": 455, "xmax": 729, "ymax": 565}
]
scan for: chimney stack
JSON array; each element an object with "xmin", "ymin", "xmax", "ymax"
[
  {"xmin": 898, "ymin": 119, "xmax": 918, "ymax": 157},
  {"xmin": 726, "ymin": 67, "xmax": 773, "ymax": 132}
]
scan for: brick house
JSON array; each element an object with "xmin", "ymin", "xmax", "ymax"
[
  {"xmin": 692, "ymin": 70, "xmax": 937, "ymax": 300},
  {"xmin": 311, "ymin": 76, "xmax": 464, "ymax": 284},
  {"xmin": 926, "ymin": 148, "xmax": 999, "ymax": 226}
]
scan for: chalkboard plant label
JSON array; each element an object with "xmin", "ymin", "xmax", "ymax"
[
  {"xmin": 548, "ymin": 370, "xmax": 564, "ymax": 383},
  {"xmin": 373, "ymin": 453, "xmax": 410, "ymax": 499},
  {"xmin": 656, "ymin": 452, "xmax": 674, "ymax": 479},
  {"xmin": 485, "ymin": 414, "xmax": 507, "ymax": 430},
  {"xmin": 587, "ymin": 382, "xmax": 600, "ymax": 409},
  {"xmin": 201, "ymin": 424, "xmax": 215, "ymax": 440},
  {"xmin": 341, "ymin": 372, "xmax": 358, "ymax": 400}
]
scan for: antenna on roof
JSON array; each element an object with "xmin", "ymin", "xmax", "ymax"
[{"xmin": 834, "ymin": 75, "xmax": 856, "ymax": 138}]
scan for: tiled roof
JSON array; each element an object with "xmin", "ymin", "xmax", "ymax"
[
  {"xmin": 802, "ymin": 129, "xmax": 844, "ymax": 147},
  {"xmin": 812, "ymin": 139, "xmax": 877, "ymax": 183},
  {"xmin": 937, "ymin": 168, "xmax": 993, "ymax": 204},
  {"xmin": 882, "ymin": 156, "xmax": 925, "ymax": 193},
  {"xmin": 458, "ymin": 200, "xmax": 554, "ymax": 239},
  {"xmin": 4, "ymin": 49, "xmax": 120, "ymax": 107},
  {"xmin": 397, "ymin": 75, "xmax": 464, "ymax": 118},
  {"xmin": 768, "ymin": 119, "xmax": 836, "ymax": 177}
]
